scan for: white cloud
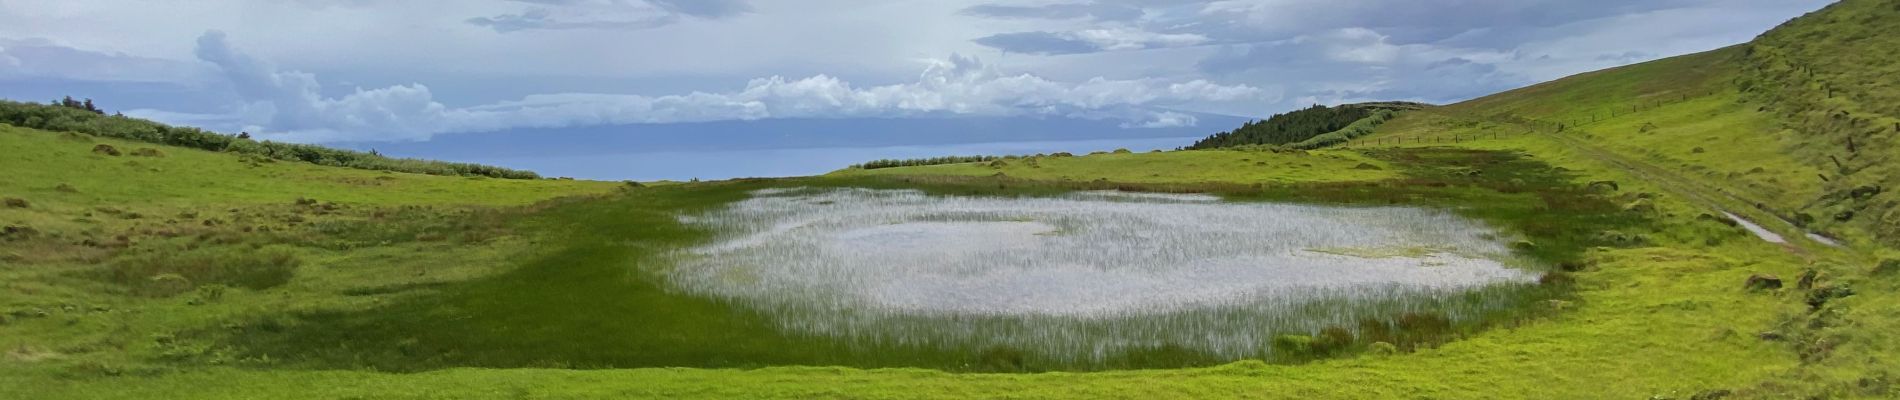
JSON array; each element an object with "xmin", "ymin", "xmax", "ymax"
[
  {"xmin": 1121, "ymin": 111, "xmax": 1197, "ymax": 128},
  {"xmin": 1071, "ymin": 28, "xmax": 1208, "ymax": 51},
  {"xmin": 466, "ymin": 0, "xmax": 754, "ymax": 32},
  {"xmin": 188, "ymin": 32, "xmax": 1262, "ymax": 142}
]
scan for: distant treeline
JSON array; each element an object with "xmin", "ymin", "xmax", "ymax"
[
  {"xmin": 1284, "ymin": 109, "xmax": 1399, "ymax": 150},
  {"xmin": 0, "ymin": 99, "xmax": 541, "ymax": 179},
  {"xmin": 851, "ymin": 155, "xmax": 1002, "ymax": 170},
  {"xmin": 1189, "ymin": 102, "xmax": 1426, "ymax": 149}
]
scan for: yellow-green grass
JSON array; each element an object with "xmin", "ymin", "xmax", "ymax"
[
  {"xmin": 8, "ymin": 1, "xmax": 1900, "ymax": 396},
  {"xmin": 0, "ymin": 125, "xmax": 617, "ymax": 210},
  {"xmin": 827, "ymin": 149, "xmax": 1396, "ymax": 184}
]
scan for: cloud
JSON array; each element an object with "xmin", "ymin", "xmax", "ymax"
[
  {"xmin": 1121, "ymin": 111, "xmax": 1196, "ymax": 128},
  {"xmin": 960, "ymin": 3, "xmax": 1143, "ymax": 21},
  {"xmin": 975, "ymin": 28, "xmax": 1209, "ymax": 54},
  {"xmin": 468, "ymin": 0, "xmax": 751, "ymax": 32},
  {"xmin": 1194, "ymin": 26, "xmax": 1523, "ymax": 106},
  {"xmin": 647, "ymin": 0, "xmax": 751, "ymax": 18},
  {"xmin": 187, "ymin": 32, "xmax": 1263, "ymax": 142},
  {"xmin": 0, "ymin": 38, "xmax": 207, "ymax": 83},
  {"xmin": 960, "ymin": 0, "xmax": 1814, "ymax": 55},
  {"xmin": 467, "ymin": 0, "xmax": 749, "ymax": 32}
]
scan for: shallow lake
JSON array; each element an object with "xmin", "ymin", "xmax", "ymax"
[{"xmin": 667, "ymin": 187, "xmax": 1541, "ymax": 361}]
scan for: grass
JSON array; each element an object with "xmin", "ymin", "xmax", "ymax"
[{"xmin": 7, "ymin": 1, "xmax": 1900, "ymax": 397}]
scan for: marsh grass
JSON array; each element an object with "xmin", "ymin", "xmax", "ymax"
[{"xmin": 665, "ymin": 187, "xmax": 1536, "ymax": 362}]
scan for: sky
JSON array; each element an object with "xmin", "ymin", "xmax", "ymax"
[{"xmin": 0, "ymin": 0, "xmax": 1833, "ymax": 178}]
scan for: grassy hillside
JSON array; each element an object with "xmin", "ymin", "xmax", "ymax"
[
  {"xmin": 0, "ymin": 100, "xmax": 542, "ymax": 179},
  {"xmin": 1736, "ymin": 0, "xmax": 1900, "ymax": 244}
]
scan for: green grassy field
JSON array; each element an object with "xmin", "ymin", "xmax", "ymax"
[{"xmin": 6, "ymin": 0, "xmax": 1900, "ymax": 398}]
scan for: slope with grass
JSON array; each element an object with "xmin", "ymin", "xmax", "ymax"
[{"xmin": 7, "ymin": 1, "xmax": 1900, "ymax": 398}]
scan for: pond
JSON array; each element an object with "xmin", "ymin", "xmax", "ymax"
[{"xmin": 666, "ymin": 187, "xmax": 1540, "ymax": 362}]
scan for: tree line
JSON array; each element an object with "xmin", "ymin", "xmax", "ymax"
[
  {"xmin": 851, "ymin": 155, "xmax": 1002, "ymax": 170},
  {"xmin": 0, "ymin": 99, "xmax": 541, "ymax": 179},
  {"xmin": 1188, "ymin": 102, "xmax": 1425, "ymax": 149}
]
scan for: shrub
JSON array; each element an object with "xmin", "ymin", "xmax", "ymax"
[
  {"xmin": 1313, "ymin": 326, "xmax": 1355, "ymax": 354},
  {"xmin": 1271, "ymin": 334, "xmax": 1314, "ymax": 356},
  {"xmin": 91, "ymin": 144, "xmax": 121, "ymax": 156},
  {"xmin": 1367, "ymin": 341, "xmax": 1398, "ymax": 356},
  {"xmin": 850, "ymin": 155, "xmax": 1000, "ymax": 170}
]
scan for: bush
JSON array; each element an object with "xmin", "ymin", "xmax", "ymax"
[
  {"xmin": 91, "ymin": 144, "xmax": 121, "ymax": 156},
  {"xmin": 1367, "ymin": 341, "xmax": 1398, "ymax": 356},
  {"xmin": 105, "ymin": 247, "xmax": 302, "ymax": 297},
  {"xmin": 1271, "ymin": 334, "xmax": 1314, "ymax": 356}
]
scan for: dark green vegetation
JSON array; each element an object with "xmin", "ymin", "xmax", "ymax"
[
  {"xmin": 849, "ymin": 155, "xmax": 1003, "ymax": 170},
  {"xmin": 1188, "ymin": 102, "xmax": 1425, "ymax": 149},
  {"xmin": 0, "ymin": 100, "xmax": 540, "ymax": 179}
]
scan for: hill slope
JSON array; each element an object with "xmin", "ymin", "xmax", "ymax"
[{"xmin": 1370, "ymin": 0, "xmax": 1899, "ymax": 248}]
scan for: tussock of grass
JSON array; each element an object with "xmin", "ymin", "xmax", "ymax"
[{"xmin": 103, "ymin": 247, "xmax": 301, "ymax": 297}]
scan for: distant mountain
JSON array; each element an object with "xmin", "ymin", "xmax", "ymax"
[{"xmin": 335, "ymin": 113, "xmax": 1252, "ymax": 160}]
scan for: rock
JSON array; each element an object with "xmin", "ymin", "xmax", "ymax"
[
  {"xmin": 1586, "ymin": 180, "xmax": 1620, "ymax": 193},
  {"xmin": 91, "ymin": 144, "xmax": 121, "ymax": 156},
  {"xmin": 1849, "ymin": 185, "xmax": 1883, "ymax": 200},
  {"xmin": 1743, "ymin": 274, "xmax": 1782, "ymax": 291}
]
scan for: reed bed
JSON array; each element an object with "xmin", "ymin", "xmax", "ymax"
[{"xmin": 666, "ymin": 187, "xmax": 1540, "ymax": 361}]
